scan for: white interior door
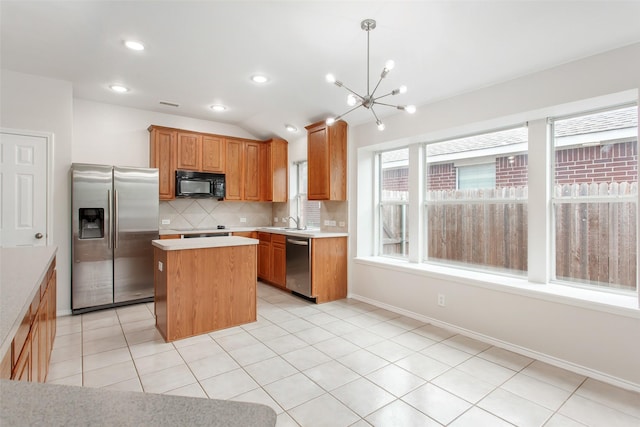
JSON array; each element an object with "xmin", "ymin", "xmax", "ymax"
[{"xmin": 0, "ymin": 131, "xmax": 49, "ymax": 247}]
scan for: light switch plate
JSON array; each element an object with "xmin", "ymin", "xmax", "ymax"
[
  {"xmin": 339, "ymin": 221, "xmax": 346, "ymax": 227},
  {"xmin": 158, "ymin": 261, "xmax": 163, "ymax": 272},
  {"xmin": 240, "ymin": 217, "xmax": 247, "ymax": 223},
  {"xmin": 161, "ymin": 219, "xmax": 170, "ymax": 225}
]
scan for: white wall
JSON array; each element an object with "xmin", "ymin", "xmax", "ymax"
[
  {"xmin": 348, "ymin": 43, "xmax": 640, "ymax": 389},
  {"xmin": 1, "ymin": 70, "xmax": 73, "ymax": 315},
  {"xmin": 73, "ymin": 99, "xmax": 258, "ymax": 166}
]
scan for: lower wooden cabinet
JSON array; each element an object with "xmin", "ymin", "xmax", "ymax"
[
  {"xmin": 3, "ymin": 257, "xmax": 57, "ymax": 382},
  {"xmin": 257, "ymin": 232, "xmax": 287, "ymax": 289},
  {"xmin": 311, "ymin": 237, "xmax": 347, "ymax": 303}
]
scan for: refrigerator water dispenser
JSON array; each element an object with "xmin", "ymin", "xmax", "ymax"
[{"xmin": 79, "ymin": 208, "xmax": 104, "ymax": 239}]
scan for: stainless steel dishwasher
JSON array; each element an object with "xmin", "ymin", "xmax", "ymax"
[{"xmin": 286, "ymin": 237, "xmax": 312, "ymax": 298}]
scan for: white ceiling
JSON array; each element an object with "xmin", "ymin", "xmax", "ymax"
[{"xmin": 2, "ymin": 1, "xmax": 640, "ymax": 140}]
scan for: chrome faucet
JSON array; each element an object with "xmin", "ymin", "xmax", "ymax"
[{"xmin": 286, "ymin": 216, "xmax": 305, "ymax": 230}]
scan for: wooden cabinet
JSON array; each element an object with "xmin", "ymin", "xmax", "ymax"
[
  {"xmin": 261, "ymin": 138, "xmax": 289, "ymax": 202},
  {"xmin": 176, "ymin": 132, "xmax": 201, "ymax": 170},
  {"xmin": 176, "ymin": 132, "xmax": 226, "ymax": 174},
  {"xmin": 149, "ymin": 126, "xmax": 177, "ymax": 200},
  {"xmin": 233, "ymin": 231, "xmax": 258, "ymax": 238},
  {"xmin": 202, "ymin": 135, "xmax": 225, "ymax": 172},
  {"xmin": 149, "ymin": 125, "xmax": 286, "ymax": 201},
  {"xmin": 257, "ymin": 232, "xmax": 271, "ymax": 280},
  {"xmin": 225, "ymin": 139, "xmax": 243, "ymax": 200},
  {"xmin": 226, "ymin": 139, "xmax": 262, "ymax": 201},
  {"xmin": 244, "ymin": 141, "xmax": 261, "ymax": 201},
  {"xmin": 149, "ymin": 126, "xmax": 228, "ymax": 200},
  {"xmin": 311, "ymin": 237, "xmax": 347, "ymax": 303},
  {"xmin": 159, "ymin": 234, "xmax": 181, "ymax": 240},
  {"xmin": 7, "ymin": 257, "xmax": 56, "ymax": 382},
  {"xmin": 270, "ymin": 234, "xmax": 287, "ymax": 287},
  {"xmin": 257, "ymin": 232, "xmax": 287, "ymax": 289},
  {"xmin": 154, "ymin": 245, "xmax": 257, "ymax": 341},
  {"xmin": 305, "ymin": 120, "xmax": 348, "ymax": 201}
]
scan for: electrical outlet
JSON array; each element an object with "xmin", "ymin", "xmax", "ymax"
[
  {"xmin": 161, "ymin": 219, "xmax": 170, "ymax": 225},
  {"xmin": 274, "ymin": 217, "xmax": 278, "ymax": 223},
  {"xmin": 338, "ymin": 221, "xmax": 346, "ymax": 227},
  {"xmin": 324, "ymin": 220, "xmax": 331, "ymax": 226},
  {"xmin": 328, "ymin": 220, "xmax": 337, "ymax": 226},
  {"xmin": 437, "ymin": 294, "xmax": 446, "ymax": 307},
  {"xmin": 158, "ymin": 261, "xmax": 163, "ymax": 272},
  {"xmin": 240, "ymin": 217, "xmax": 247, "ymax": 223}
]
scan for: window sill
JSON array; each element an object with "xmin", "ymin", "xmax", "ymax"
[{"xmin": 353, "ymin": 256, "xmax": 640, "ymax": 319}]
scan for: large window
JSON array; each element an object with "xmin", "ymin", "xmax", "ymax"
[
  {"xmin": 424, "ymin": 126, "xmax": 529, "ymax": 274},
  {"xmin": 295, "ymin": 161, "xmax": 320, "ymax": 228},
  {"xmin": 552, "ymin": 105, "xmax": 638, "ymax": 292},
  {"xmin": 378, "ymin": 148, "xmax": 409, "ymax": 258}
]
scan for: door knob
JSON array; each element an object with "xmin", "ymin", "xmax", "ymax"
[{"xmin": 35, "ymin": 232, "xmax": 43, "ymax": 239}]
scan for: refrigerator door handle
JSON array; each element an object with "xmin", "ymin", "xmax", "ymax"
[
  {"xmin": 114, "ymin": 189, "xmax": 119, "ymax": 249},
  {"xmin": 107, "ymin": 189, "xmax": 112, "ymax": 249}
]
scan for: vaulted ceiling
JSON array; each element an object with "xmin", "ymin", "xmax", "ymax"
[{"xmin": 2, "ymin": 1, "xmax": 640, "ymax": 139}]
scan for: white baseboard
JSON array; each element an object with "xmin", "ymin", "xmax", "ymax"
[{"xmin": 348, "ymin": 292, "xmax": 640, "ymax": 393}]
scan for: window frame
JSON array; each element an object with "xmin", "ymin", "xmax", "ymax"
[
  {"xmin": 422, "ymin": 124, "xmax": 530, "ymax": 277},
  {"xmin": 376, "ymin": 147, "xmax": 410, "ymax": 259},
  {"xmin": 549, "ymin": 103, "xmax": 638, "ymax": 294}
]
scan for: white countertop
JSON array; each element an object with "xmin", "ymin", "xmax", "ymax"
[
  {"xmin": 0, "ymin": 246, "xmax": 57, "ymax": 359},
  {"xmin": 152, "ymin": 236, "xmax": 258, "ymax": 251}
]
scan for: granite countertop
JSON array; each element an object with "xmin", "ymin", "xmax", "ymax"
[
  {"xmin": 160, "ymin": 226, "xmax": 348, "ymax": 239},
  {"xmin": 0, "ymin": 246, "xmax": 57, "ymax": 359},
  {"xmin": 152, "ymin": 236, "xmax": 259, "ymax": 251},
  {"xmin": 0, "ymin": 380, "xmax": 276, "ymax": 427}
]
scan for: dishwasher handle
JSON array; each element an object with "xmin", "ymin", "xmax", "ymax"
[{"xmin": 287, "ymin": 239, "xmax": 309, "ymax": 246}]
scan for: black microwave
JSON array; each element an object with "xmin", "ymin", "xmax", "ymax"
[{"xmin": 175, "ymin": 170, "xmax": 225, "ymax": 199}]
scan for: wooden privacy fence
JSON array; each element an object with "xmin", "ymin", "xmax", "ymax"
[
  {"xmin": 426, "ymin": 187, "xmax": 528, "ymax": 273},
  {"xmin": 383, "ymin": 184, "xmax": 637, "ymax": 291},
  {"xmin": 554, "ymin": 182, "xmax": 637, "ymax": 291}
]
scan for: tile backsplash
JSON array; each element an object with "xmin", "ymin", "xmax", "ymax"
[
  {"xmin": 159, "ymin": 199, "xmax": 348, "ymax": 232},
  {"xmin": 159, "ymin": 200, "xmax": 272, "ymax": 230}
]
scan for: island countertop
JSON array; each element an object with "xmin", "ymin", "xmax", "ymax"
[
  {"xmin": 0, "ymin": 246, "xmax": 57, "ymax": 360},
  {"xmin": 0, "ymin": 379, "xmax": 276, "ymax": 427},
  {"xmin": 152, "ymin": 236, "xmax": 258, "ymax": 251}
]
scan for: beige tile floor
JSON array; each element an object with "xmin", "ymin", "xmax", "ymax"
[{"xmin": 47, "ymin": 282, "xmax": 640, "ymax": 426}]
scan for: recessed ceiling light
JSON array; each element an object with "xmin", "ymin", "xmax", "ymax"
[
  {"xmin": 124, "ymin": 40, "xmax": 145, "ymax": 51},
  {"xmin": 251, "ymin": 74, "xmax": 269, "ymax": 84},
  {"xmin": 109, "ymin": 84, "xmax": 129, "ymax": 93},
  {"xmin": 285, "ymin": 124, "xmax": 298, "ymax": 133},
  {"xmin": 210, "ymin": 104, "xmax": 227, "ymax": 112}
]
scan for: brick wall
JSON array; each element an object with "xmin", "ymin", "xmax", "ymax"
[
  {"xmin": 496, "ymin": 154, "xmax": 529, "ymax": 187},
  {"xmin": 425, "ymin": 140, "xmax": 637, "ymax": 190},
  {"xmin": 427, "ymin": 163, "xmax": 456, "ymax": 190},
  {"xmin": 382, "ymin": 167, "xmax": 409, "ymax": 191},
  {"xmin": 554, "ymin": 141, "xmax": 637, "ymax": 184}
]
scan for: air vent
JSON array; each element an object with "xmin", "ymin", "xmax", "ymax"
[{"xmin": 159, "ymin": 101, "xmax": 180, "ymax": 108}]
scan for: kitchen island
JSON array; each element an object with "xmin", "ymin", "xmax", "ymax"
[{"xmin": 152, "ymin": 236, "xmax": 258, "ymax": 342}]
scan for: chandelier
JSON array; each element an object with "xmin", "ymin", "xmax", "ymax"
[{"xmin": 326, "ymin": 19, "xmax": 416, "ymax": 131}]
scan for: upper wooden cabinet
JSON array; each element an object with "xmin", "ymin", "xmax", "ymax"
[
  {"xmin": 176, "ymin": 132, "xmax": 226, "ymax": 174},
  {"xmin": 225, "ymin": 139, "xmax": 243, "ymax": 201},
  {"xmin": 202, "ymin": 135, "xmax": 225, "ymax": 173},
  {"xmin": 305, "ymin": 120, "xmax": 347, "ymax": 201},
  {"xmin": 149, "ymin": 125, "xmax": 285, "ymax": 201},
  {"xmin": 148, "ymin": 126, "xmax": 177, "ymax": 200},
  {"xmin": 261, "ymin": 138, "xmax": 288, "ymax": 202},
  {"xmin": 176, "ymin": 132, "xmax": 201, "ymax": 170},
  {"xmin": 244, "ymin": 141, "xmax": 261, "ymax": 201}
]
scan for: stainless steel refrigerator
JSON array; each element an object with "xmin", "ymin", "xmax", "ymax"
[{"xmin": 71, "ymin": 164, "xmax": 159, "ymax": 313}]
